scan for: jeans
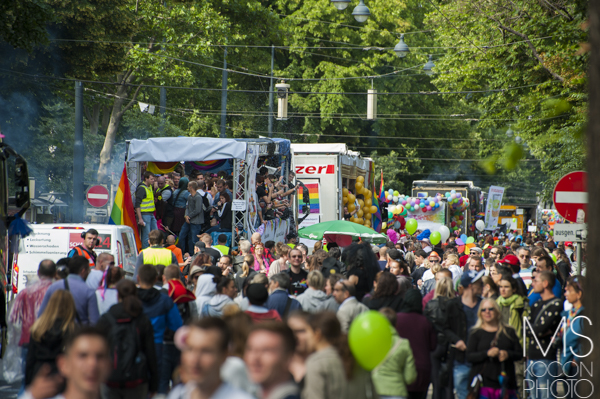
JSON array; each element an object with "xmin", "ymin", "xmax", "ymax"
[
  {"xmin": 178, "ymin": 223, "xmax": 203, "ymax": 255},
  {"xmin": 204, "ymin": 225, "xmax": 230, "ymax": 235},
  {"xmin": 141, "ymin": 213, "xmax": 157, "ymax": 249},
  {"xmin": 453, "ymin": 361, "xmax": 471, "ymax": 399},
  {"xmin": 158, "ymin": 343, "xmax": 180, "ymax": 394},
  {"xmin": 525, "ymin": 359, "xmax": 559, "ymax": 399},
  {"xmin": 18, "ymin": 345, "xmax": 28, "ymax": 395}
]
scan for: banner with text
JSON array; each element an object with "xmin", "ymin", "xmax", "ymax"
[{"xmin": 485, "ymin": 186, "xmax": 505, "ymax": 230}]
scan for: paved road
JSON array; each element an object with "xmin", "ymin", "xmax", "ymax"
[{"xmin": 0, "ymin": 359, "xmax": 21, "ymax": 399}]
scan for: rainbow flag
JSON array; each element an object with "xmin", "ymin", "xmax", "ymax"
[
  {"xmin": 109, "ymin": 165, "xmax": 142, "ymax": 251},
  {"xmin": 298, "ymin": 183, "xmax": 320, "ymax": 214},
  {"xmin": 191, "ymin": 159, "xmax": 227, "ymax": 171},
  {"xmin": 147, "ymin": 161, "xmax": 179, "ymax": 174},
  {"xmin": 378, "ymin": 169, "xmax": 386, "ymax": 202}
]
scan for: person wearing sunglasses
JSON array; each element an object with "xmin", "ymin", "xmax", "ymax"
[
  {"xmin": 284, "ymin": 248, "xmax": 308, "ymax": 296},
  {"xmin": 466, "ymin": 299, "xmax": 521, "ymax": 399},
  {"xmin": 488, "ymin": 246, "xmax": 503, "ymax": 262}
]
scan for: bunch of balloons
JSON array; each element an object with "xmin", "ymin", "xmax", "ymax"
[
  {"xmin": 385, "ymin": 191, "xmax": 444, "ymax": 214},
  {"xmin": 342, "ymin": 176, "xmax": 378, "ymax": 228}
]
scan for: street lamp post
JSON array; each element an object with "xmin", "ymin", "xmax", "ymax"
[{"xmin": 394, "ymin": 34, "xmax": 409, "ymax": 58}]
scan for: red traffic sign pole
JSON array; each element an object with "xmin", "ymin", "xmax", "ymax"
[
  {"xmin": 86, "ymin": 185, "xmax": 110, "ymax": 208},
  {"xmin": 553, "ymin": 171, "xmax": 587, "ymax": 223}
]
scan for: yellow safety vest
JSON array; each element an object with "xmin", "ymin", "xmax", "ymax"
[
  {"xmin": 140, "ymin": 184, "xmax": 156, "ymax": 212},
  {"xmin": 157, "ymin": 184, "xmax": 170, "ymax": 201},
  {"xmin": 142, "ymin": 247, "xmax": 173, "ymax": 266},
  {"xmin": 214, "ymin": 244, "xmax": 229, "ymax": 255}
]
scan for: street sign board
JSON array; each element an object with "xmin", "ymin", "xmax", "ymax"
[
  {"xmin": 553, "ymin": 171, "xmax": 587, "ymax": 223},
  {"xmin": 86, "ymin": 208, "xmax": 108, "ymax": 217},
  {"xmin": 86, "ymin": 185, "xmax": 110, "ymax": 208},
  {"xmin": 553, "ymin": 223, "xmax": 587, "ymax": 242}
]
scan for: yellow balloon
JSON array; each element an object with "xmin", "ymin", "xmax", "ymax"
[
  {"xmin": 365, "ymin": 198, "xmax": 372, "ymax": 207},
  {"xmin": 365, "ymin": 212, "xmax": 372, "ymax": 220},
  {"xmin": 355, "ymin": 182, "xmax": 363, "ymax": 191},
  {"xmin": 358, "ymin": 199, "xmax": 364, "ymax": 208},
  {"xmin": 356, "ymin": 218, "xmax": 364, "ymax": 225},
  {"xmin": 370, "ymin": 206, "xmax": 378, "ymax": 213},
  {"xmin": 350, "ymin": 217, "xmax": 356, "ymax": 223},
  {"xmin": 363, "ymin": 206, "xmax": 370, "ymax": 214},
  {"xmin": 364, "ymin": 219, "xmax": 371, "ymax": 227},
  {"xmin": 348, "ymin": 193, "xmax": 355, "ymax": 203},
  {"xmin": 357, "ymin": 209, "xmax": 364, "ymax": 218},
  {"xmin": 348, "ymin": 203, "xmax": 356, "ymax": 212},
  {"xmin": 342, "ymin": 188, "xmax": 349, "ymax": 196},
  {"xmin": 357, "ymin": 176, "xmax": 365, "ymax": 183},
  {"xmin": 382, "ymin": 222, "xmax": 387, "ymax": 229},
  {"xmin": 343, "ymin": 196, "xmax": 348, "ymax": 204},
  {"xmin": 366, "ymin": 190, "xmax": 372, "ymax": 198}
]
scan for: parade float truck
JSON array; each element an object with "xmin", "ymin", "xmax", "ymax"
[
  {"xmin": 291, "ymin": 143, "xmax": 374, "ymax": 229},
  {"xmin": 408, "ymin": 180, "xmax": 482, "ymax": 234}
]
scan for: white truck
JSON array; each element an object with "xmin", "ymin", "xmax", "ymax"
[{"xmin": 291, "ymin": 143, "xmax": 374, "ymax": 228}]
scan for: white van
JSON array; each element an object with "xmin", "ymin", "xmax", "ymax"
[{"xmin": 16, "ymin": 224, "xmax": 138, "ymax": 292}]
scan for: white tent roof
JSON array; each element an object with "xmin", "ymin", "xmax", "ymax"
[{"xmin": 127, "ymin": 137, "xmax": 247, "ymax": 162}]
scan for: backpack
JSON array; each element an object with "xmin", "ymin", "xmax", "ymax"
[
  {"xmin": 201, "ymin": 192, "xmax": 211, "ymax": 228},
  {"xmin": 104, "ymin": 313, "xmax": 148, "ymax": 387}
]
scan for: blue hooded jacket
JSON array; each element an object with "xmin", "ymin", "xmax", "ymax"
[{"xmin": 138, "ymin": 288, "xmax": 183, "ymax": 343}]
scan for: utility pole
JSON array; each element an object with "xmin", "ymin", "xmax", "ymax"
[
  {"xmin": 73, "ymin": 81, "xmax": 84, "ymax": 222},
  {"xmin": 220, "ymin": 48, "xmax": 228, "ymax": 138},
  {"xmin": 268, "ymin": 45, "xmax": 275, "ymax": 138}
]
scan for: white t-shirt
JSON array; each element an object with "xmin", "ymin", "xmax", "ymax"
[{"xmin": 86, "ymin": 269, "xmax": 104, "ymax": 289}]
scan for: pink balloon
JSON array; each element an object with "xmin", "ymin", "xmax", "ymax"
[
  {"xmin": 415, "ymin": 199, "xmax": 420, "ymax": 205},
  {"xmin": 426, "ymin": 206, "xmax": 432, "ymax": 211}
]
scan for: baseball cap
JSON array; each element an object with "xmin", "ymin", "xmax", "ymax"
[
  {"xmin": 460, "ymin": 270, "xmax": 485, "ymax": 287},
  {"xmin": 428, "ymin": 251, "xmax": 441, "ymax": 260},
  {"xmin": 497, "ymin": 254, "xmax": 520, "ymax": 267},
  {"xmin": 469, "ymin": 247, "xmax": 483, "ymax": 255},
  {"xmin": 205, "ymin": 266, "xmax": 222, "ymax": 278},
  {"xmin": 565, "ymin": 241, "xmax": 573, "ymax": 247},
  {"xmin": 322, "ymin": 257, "xmax": 341, "ymax": 275}
]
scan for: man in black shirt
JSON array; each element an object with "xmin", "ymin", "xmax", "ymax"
[
  {"xmin": 285, "ymin": 248, "xmax": 308, "ymax": 296},
  {"xmin": 525, "ymin": 270, "xmax": 563, "ymax": 399}
]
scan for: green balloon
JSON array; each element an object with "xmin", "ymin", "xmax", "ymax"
[
  {"xmin": 466, "ymin": 237, "xmax": 475, "ymax": 244},
  {"xmin": 430, "ymin": 231, "xmax": 441, "ymax": 245},
  {"xmin": 406, "ymin": 218, "xmax": 418, "ymax": 235},
  {"xmin": 348, "ymin": 311, "xmax": 393, "ymax": 371}
]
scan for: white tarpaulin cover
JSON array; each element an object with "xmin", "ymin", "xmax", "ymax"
[{"xmin": 127, "ymin": 137, "xmax": 247, "ymax": 162}]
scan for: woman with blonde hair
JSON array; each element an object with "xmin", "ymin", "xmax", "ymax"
[
  {"xmin": 25, "ymin": 290, "xmax": 77, "ymax": 385},
  {"xmin": 424, "ymin": 277, "xmax": 455, "ymax": 399},
  {"xmin": 234, "ymin": 254, "xmax": 256, "ymax": 293},
  {"xmin": 442, "ymin": 253, "xmax": 462, "ymax": 285},
  {"xmin": 467, "ymin": 298, "xmax": 521, "ymax": 399}
]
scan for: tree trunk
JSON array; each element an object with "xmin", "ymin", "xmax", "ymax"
[
  {"xmin": 585, "ymin": 0, "xmax": 598, "ymax": 395},
  {"xmin": 101, "ymin": 105, "xmax": 111, "ymax": 134},
  {"xmin": 84, "ymin": 103, "xmax": 101, "ymax": 135},
  {"xmin": 96, "ymin": 71, "xmax": 141, "ymax": 182}
]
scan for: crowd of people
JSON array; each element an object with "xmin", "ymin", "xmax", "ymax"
[
  {"xmin": 134, "ymin": 164, "xmax": 298, "ymax": 259},
  {"xmin": 5, "ymin": 221, "xmax": 588, "ymax": 399}
]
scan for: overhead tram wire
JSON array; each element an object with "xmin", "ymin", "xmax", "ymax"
[{"xmin": 47, "ymin": 35, "xmax": 556, "ymax": 51}]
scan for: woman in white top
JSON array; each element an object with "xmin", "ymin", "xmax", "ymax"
[
  {"xmin": 96, "ymin": 266, "xmax": 124, "ymax": 315},
  {"xmin": 268, "ymin": 245, "xmax": 290, "ymax": 277}
]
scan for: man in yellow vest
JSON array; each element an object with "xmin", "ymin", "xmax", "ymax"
[
  {"xmin": 135, "ymin": 171, "xmax": 157, "ymax": 249},
  {"xmin": 213, "ymin": 234, "xmax": 230, "ymax": 255},
  {"xmin": 133, "ymin": 230, "xmax": 177, "ymax": 280}
]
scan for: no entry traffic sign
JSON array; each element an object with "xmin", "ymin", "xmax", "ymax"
[
  {"xmin": 86, "ymin": 185, "xmax": 110, "ymax": 208},
  {"xmin": 553, "ymin": 171, "xmax": 587, "ymax": 223}
]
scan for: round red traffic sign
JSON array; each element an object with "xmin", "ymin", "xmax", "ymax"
[
  {"xmin": 86, "ymin": 185, "xmax": 110, "ymax": 208},
  {"xmin": 553, "ymin": 171, "xmax": 587, "ymax": 223}
]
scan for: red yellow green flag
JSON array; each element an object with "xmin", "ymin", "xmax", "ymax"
[{"xmin": 109, "ymin": 165, "xmax": 142, "ymax": 251}]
